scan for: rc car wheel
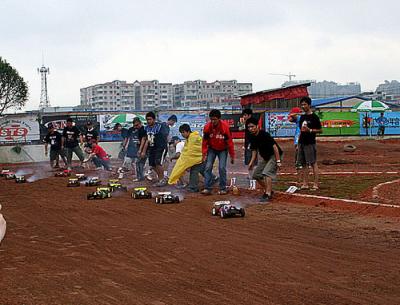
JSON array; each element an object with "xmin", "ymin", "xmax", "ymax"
[
  {"xmin": 240, "ymin": 208, "xmax": 246, "ymax": 217},
  {"xmin": 220, "ymin": 209, "xmax": 226, "ymax": 219},
  {"xmin": 211, "ymin": 207, "xmax": 217, "ymax": 216},
  {"xmin": 147, "ymin": 192, "xmax": 152, "ymax": 199},
  {"xmin": 174, "ymin": 196, "xmax": 180, "ymax": 203}
]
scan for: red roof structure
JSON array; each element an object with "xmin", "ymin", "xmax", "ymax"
[{"xmin": 241, "ymin": 83, "xmax": 310, "ymax": 108}]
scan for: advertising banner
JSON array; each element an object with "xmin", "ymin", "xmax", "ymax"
[
  {"xmin": 318, "ymin": 112, "xmax": 360, "ymax": 136},
  {"xmin": 359, "ymin": 111, "xmax": 400, "ymax": 136},
  {"xmin": 98, "ymin": 113, "xmax": 146, "ymax": 141},
  {"xmin": 264, "ymin": 112, "xmax": 296, "ymax": 137},
  {"xmin": 0, "ymin": 114, "xmax": 40, "ymax": 144},
  {"xmin": 221, "ymin": 113, "xmax": 262, "ymax": 139},
  {"xmin": 159, "ymin": 113, "xmax": 207, "ymax": 139},
  {"xmin": 40, "ymin": 114, "xmax": 98, "ymax": 140}
]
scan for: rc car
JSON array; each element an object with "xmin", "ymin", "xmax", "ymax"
[
  {"xmin": 15, "ymin": 175, "xmax": 26, "ymax": 183},
  {"xmin": 219, "ymin": 204, "xmax": 245, "ymax": 219},
  {"xmin": 87, "ymin": 189, "xmax": 111, "ymax": 200},
  {"xmin": 211, "ymin": 201, "xmax": 231, "ymax": 216},
  {"xmin": 0, "ymin": 169, "xmax": 10, "ymax": 177},
  {"xmin": 75, "ymin": 173, "xmax": 87, "ymax": 181},
  {"xmin": 154, "ymin": 192, "xmax": 180, "ymax": 204},
  {"xmin": 96, "ymin": 187, "xmax": 112, "ymax": 192},
  {"xmin": 108, "ymin": 182, "xmax": 128, "ymax": 192},
  {"xmin": 85, "ymin": 177, "xmax": 101, "ymax": 186},
  {"xmin": 55, "ymin": 169, "xmax": 72, "ymax": 177},
  {"xmin": 5, "ymin": 172, "xmax": 16, "ymax": 180},
  {"xmin": 67, "ymin": 178, "xmax": 80, "ymax": 187},
  {"xmin": 131, "ymin": 187, "xmax": 152, "ymax": 199}
]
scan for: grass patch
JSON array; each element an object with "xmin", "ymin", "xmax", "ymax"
[{"xmin": 276, "ymin": 174, "xmax": 395, "ymax": 200}]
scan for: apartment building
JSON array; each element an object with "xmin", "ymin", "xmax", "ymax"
[
  {"xmin": 283, "ymin": 80, "xmax": 361, "ymax": 99},
  {"xmin": 80, "ymin": 80, "xmax": 173, "ymax": 111},
  {"xmin": 173, "ymin": 80, "xmax": 252, "ymax": 109},
  {"xmin": 81, "ymin": 79, "xmax": 251, "ymax": 111}
]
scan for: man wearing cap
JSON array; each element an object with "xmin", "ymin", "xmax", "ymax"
[
  {"xmin": 288, "ymin": 107, "xmax": 303, "ymax": 180},
  {"xmin": 61, "ymin": 117, "xmax": 85, "ymax": 169},
  {"xmin": 44, "ymin": 123, "xmax": 67, "ymax": 168}
]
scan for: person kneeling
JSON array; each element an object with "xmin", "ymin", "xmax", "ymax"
[
  {"xmin": 168, "ymin": 124, "xmax": 216, "ymax": 192},
  {"xmin": 247, "ymin": 118, "xmax": 283, "ymax": 202},
  {"xmin": 84, "ymin": 139, "xmax": 112, "ymax": 171}
]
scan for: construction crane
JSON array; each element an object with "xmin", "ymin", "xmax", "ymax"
[{"xmin": 269, "ymin": 72, "xmax": 296, "ymax": 82}]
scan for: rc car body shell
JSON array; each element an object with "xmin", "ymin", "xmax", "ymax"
[
  {"xmin": 15, "ymin": 175, "xmax": 26, "ymax": 183},
  {"xmin": 219, "ymin": 204, "xmax": 245, "ymax": 219},
  {"xmin": 154, "ymin": 192, "xmax": 180, "ymax": 204},
  {"xmin": 0, "ymin": 170, "xmax": 10, "ymax": 177},
  {"xmin": 75, "ymin": 174, "xmax": 87, "ymax": 181},
  {"xmin": 132, "ymin": 187, "xmax": 152, "ymax": 199},
  {"xmin": 5, "ymin": 172, "xmax": 16, "ymax": 180},
  {"xmin": 108, "ymin": 183, "xmax": 128, "ymax": 192},
  {"xmin": 55, "ymin": 170, "xmax": 72, "ymax": 177},
  {"xmin": 85, "ymin": 177, "xmax": 101, "ymax": 186},
  {"xmin": 67, "ymin": 178, "xmax": 80, "ymax": 187},
  {"xmin": 211, "ymin": 201, "xmax": 231, "ymax": 216},
  {"xmin": 87, "ymin": 190, "xmax": 111, "ymax": 200}
]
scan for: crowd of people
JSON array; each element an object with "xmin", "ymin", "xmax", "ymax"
[{"xmin": 43, "ymin": 96, "xmax": 322, "ymax": 202}]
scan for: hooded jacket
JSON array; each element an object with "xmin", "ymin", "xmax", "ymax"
[{"xmin": 202, "ymin": 120, "xmax": 235, "ymax": 159}]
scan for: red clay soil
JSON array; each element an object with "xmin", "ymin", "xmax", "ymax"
[
  {"xmin": 368, "ymin": 179, "xmax": 400, "ymax": 205},
  {"xmin": 1, "ymin": 168, "xmax": 400, "ymax": 305}
]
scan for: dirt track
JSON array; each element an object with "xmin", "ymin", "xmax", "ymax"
[{"xmin": 1, "ymin": 169, "xmax": 400, "ymax": 305}]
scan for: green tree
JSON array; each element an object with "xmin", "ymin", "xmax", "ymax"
[{"xmin": 0, "ymin": 57, "xmax": 28, "ymax": 116}]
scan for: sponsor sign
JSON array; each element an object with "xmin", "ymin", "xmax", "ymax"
[
  {"xmin": 317, "ymin": 112, "xmax": 360, "ymax": 136},
  {"xmin": 0, "ymin": 115, "xmax": 40, "ymax": 144},
  {"xmin": 158, "ymin": 113, "xmax": 207, "ymax": 139},
  {"xmin": 41, "ymin": 114, "xmax": 98, "ymax": 139}
]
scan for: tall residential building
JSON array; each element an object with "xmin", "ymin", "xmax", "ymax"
[
  {"xmin": 375, "ymin": 80, "xmax": 400, "ymax": 101},
  {"xmin": 282, "ymin": 80, "xmax": 361, "ymax": 98},
  {"xmin": 173, "ymin": 80, "xmax": 252, "ymax": 109},
  {"xmin": 80, "ymin": 80, "xmax": 173, "ymax": 111},
  {"xmin": 81, "ymin": 79, "xmax": 252, "ymax": 111}
]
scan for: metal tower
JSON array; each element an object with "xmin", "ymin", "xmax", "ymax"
[{"xmin": 37, "ymin": 65, "xmax": 50, "ymax": 109}]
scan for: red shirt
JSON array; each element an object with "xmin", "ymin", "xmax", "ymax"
[
  {"xmin": 92, "ymin": 145, "xmax": 109, "ymax": 161},
  {"xmin": 202, "ymin": 120, "xmax": 235, "ymax": 159}
]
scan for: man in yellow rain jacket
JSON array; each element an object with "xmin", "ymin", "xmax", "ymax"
[{"xmin": 168, "ymin": 124, "xmax": 217, "ymax": 192}]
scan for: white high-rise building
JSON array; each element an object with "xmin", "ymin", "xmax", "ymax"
[
  {"xmin": 80, "ymin": 80, "xmax": 173, "ymax": 111},
  {"xmin": 173, "ymin": 80, "xmax": 252, "ymax": 109},
  {"xmin": 80, "ymin": 79, "xmax": 251, "ymax": 110}
]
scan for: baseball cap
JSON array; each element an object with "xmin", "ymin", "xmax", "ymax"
[{"xmin": 289, "ymin": 107, "xmax": 302, "ymax": 115}]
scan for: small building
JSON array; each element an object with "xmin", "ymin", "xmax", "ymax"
[
  {"xmin": 312, "ymin": 96, "xmax": 368, "ymax": 112},
  {"xmin": 240, "ymin": 83, "xmax": 310, "ymax": 111}
]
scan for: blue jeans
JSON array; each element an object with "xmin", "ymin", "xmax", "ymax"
[
  {"xmin": 135, "ymin": 157, "xmax": 146, "ymax": 180},
  {"xmin": 204, "ymin": 148, "xmax": 227, "ymax": 191},
  {"xmin": 92, "ymin": 157, "xmax": 111, "ymax": 170}
]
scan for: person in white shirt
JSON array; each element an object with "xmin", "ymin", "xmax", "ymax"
[{"xmin": 169, "ymin": 136, "xmax": 186, "ymax": 188}]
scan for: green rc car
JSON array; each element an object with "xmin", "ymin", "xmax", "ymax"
[
  {"xmin": 131, "ymin": 187, "xmax": 152, "ymax": 199},
  {"xmin": 87, "ymin": 189, "xmax": 111, "ymax": 200},
  {"xmin": 108, "ymin": 182, "xmax": 128, "ymax": 192}
]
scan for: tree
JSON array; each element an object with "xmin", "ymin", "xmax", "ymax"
[{"xmin": 0, "ymin": 57, "xmax": 28, "ymax": 116}]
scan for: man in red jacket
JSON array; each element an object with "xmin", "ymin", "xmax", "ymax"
[{"xmin": 201, "ymin": 109, "xmax": 235, "ymax": 195}]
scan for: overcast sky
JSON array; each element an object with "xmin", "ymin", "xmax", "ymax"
[{"xmin": 1, "ymin": 0, "xmax": 399, "ymax": 110}]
